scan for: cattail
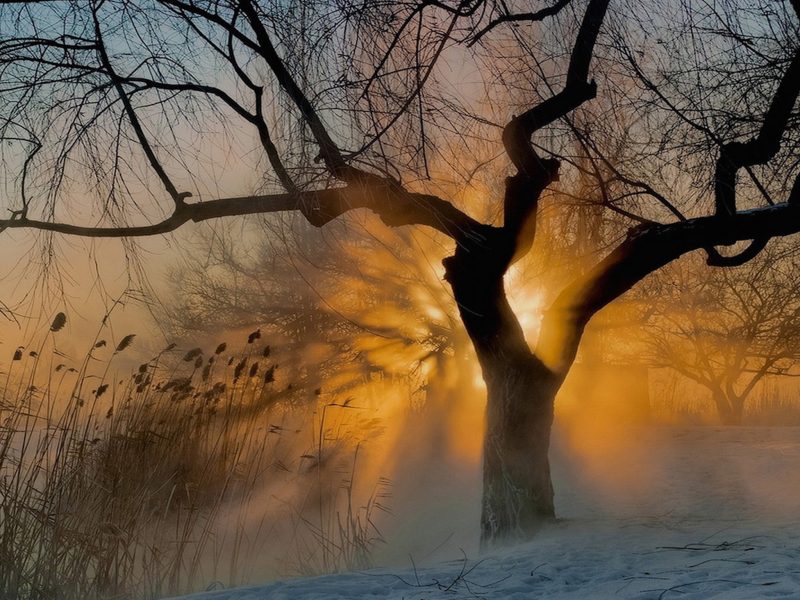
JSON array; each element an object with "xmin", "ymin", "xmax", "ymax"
[
  {"xmin": 249, "ymin": 362, "xmax": 259, "ymax": 378},
  {"xmin": 263, "ymin": 345, "xmax": 271, "ymax": 357},
  {"xmin": 215, "ymin": 342, "xmax": 227, "ymax": 354},
  {"xmin": 95, "ymin": 340, "xmax": 107, "ymax": 348},
  {"xmin": 138, "ymin": 363, "xmax": 148, "ymax": 373},
  {"xmin": 194, "ymin": 356, "xmax": 203, "ymax": 369},
  {"xmin": 264, "ymin": 365, "xmax": 275, "ymax": 383},
  {"xmin": 202, "ymin": 363, "xmax": 211, "ymax": 382},
  {"xmin": 12, "ymin": 348, "xmax": 22, "ymax": 361},
  {"xmin": 29, "ymin": 351, "xmax": 38, "ymax": 358},
  {"xmin": 234, "ymin": 358, "xmax": 247, "ymax": 380},
  {"xmin": 164, "ymin": 342, "xmax": 177, "ymax": 352},
  {"xmin": 115, "ymin": 335, "xmax": 136, "ymax": 353},
  {"xmin": 183, "ymin": 347, "xmax": 202, "ymax": 362},
  {"xmin": 50, "ymin": 312, "xmax": 67, "ymax": 332},
  {"xmin": 95, "ymin": 384, "xmax": 109, "ymax": 398},
  {"xmin": 247, "ymin": 329, "xmax": 261, "ymax": 344}
]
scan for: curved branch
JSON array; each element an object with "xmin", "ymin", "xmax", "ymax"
[
  {"xmin": 124, "ymin": 76, "xmax": 256, "ymax": 123},
  {"xmin": 538, "ymin": 198, "xmax": 800, "ymax": 376},
  {"xmin": 714, "ymin": 47, "xmax": 800, "ymax": 217},
  {"xmin": 703, "ymin": 45, "xmax": 800, "ymax": 265},
  {"xmin": 501, "ymin": 0, "xmax": 608, "ymax": 177},
  {"xmin": 705, "ymin": 238, "xmax": 769, "ymax": 267},
  {"xmin": 499, "ymin": 0, "xmax": 609, "ymax": 262}
]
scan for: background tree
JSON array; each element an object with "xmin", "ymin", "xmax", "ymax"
[
  {"xmin": 635, "ymin": 247, "xmax": 800, "ymax": 425},
  {"xmin": 0, "ymin": 0, "xmax": 798, "ymax": 547},
  {"xmin": 163, "ymin": 214, "xmax": 471, "ymax": 415}
]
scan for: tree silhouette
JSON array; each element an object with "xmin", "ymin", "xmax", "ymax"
[
  {"xmin": 636, "ymin": 247, "xmax": 800, "ymax": 425},
  {"xmin": 0, "ymin": 0, "xmax": 798, "ymax": 546}
]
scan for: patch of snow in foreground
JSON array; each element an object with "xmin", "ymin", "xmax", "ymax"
[
  {"xmin": 168, "ymin": 426, "xmax": 800, "ymax": 599},
  {"xmin": 169, "ymin": 518, "xmax": 800, "ymax": 599}
]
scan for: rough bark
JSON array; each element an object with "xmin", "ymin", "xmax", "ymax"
[{"xmin": 480, "ymin": 354, "xmax": 559, "ymax": 546}]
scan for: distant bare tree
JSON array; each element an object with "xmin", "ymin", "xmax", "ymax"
[
  {"xmin": 636, "ymin": 248, "xmax": 800, "ymax": 425},
  {"xmin": 0, "ymin": 0, "xmax": 798, "ymax": 546},
  {"xmin": 163, "ymin": 216, "xmax": 465, "ymax": 398}
]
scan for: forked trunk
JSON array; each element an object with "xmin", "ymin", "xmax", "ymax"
[
  {"xmin": 444, "ymin": 244, "xmax": 561, "ymax": 547},
  {"xmin": 713, "ymin": 390, "xmax": 745, "ymax": 425}
]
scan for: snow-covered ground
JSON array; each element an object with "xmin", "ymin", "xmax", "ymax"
[{"xmin": 169, "ymin": 426, "xmax": 800, "ymax": 599}]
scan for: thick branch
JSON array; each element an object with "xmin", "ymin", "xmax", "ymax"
[
  {"xmin": 502, "ymin": 0, "xmax": 608, "ymax": 178},
  {"xmin": 0, "ymin": 185, "xmax": 484, "ymax": 242},
  {"xmin": 538, "ymin": 198, "xmax": 800, "ymax": 375},
  {"xmin": 704, "ymin": 46, "xmax": 800, "ymax": 266},
  {"xmin": 714, "ymin": 47, "xmax": 800, "ymax": 217},
  {"xmin": 498, "ymin": 0, "xmax": 609, "ymax": 265}
]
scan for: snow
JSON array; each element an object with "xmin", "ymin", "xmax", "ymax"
[{"xmin": 167, "ymin": 426, "xmax": 800, "ymax": 599}]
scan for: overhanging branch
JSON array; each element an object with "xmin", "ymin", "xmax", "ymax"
[
  {"xmin": 538, "ymin": 198, "xmax": 800, "ymax": 375},
  {"xmin": 0, "ymin": 185, "xmax": 485, "ymax": 243},
  {"xmin": 705, "ymin": 45, "xmax": 800, "ymax": 265}
]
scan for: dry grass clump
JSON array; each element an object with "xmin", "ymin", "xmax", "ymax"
[
  {"xmin": 746, "ymin": 393, "xmax": 800, "ymax": 425},
  {"xmin": 0, "ymin": 313, "xmax": 389, "ymax": 599}
]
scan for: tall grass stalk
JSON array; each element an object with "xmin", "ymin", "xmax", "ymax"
[{"xmin": 0, "ymin": 316, "xmax": 390, "ymax": 599}]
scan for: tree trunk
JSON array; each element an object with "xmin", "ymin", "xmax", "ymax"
[
  {"xmin": 480, "ymin": 353, "xmax": 558, "ymax": 547},
  {"xmin": 712, "ymin": 389, "xmax": 744, "ymax": 425},
  {"xmin": 444, "ymin": 242, "xmax": 561, "ymax": 548}
]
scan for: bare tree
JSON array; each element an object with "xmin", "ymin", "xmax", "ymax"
[
  {"xmin": 163, "ymin": 216, "xmax": 465, "ymax": 401},
  {"xmin": 0, "ymin": 0, "xmax": 798, "ymax": 547},
  {"xmin": 635, "ymin": 247, "xmax": 800, "ymax": 425}
]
